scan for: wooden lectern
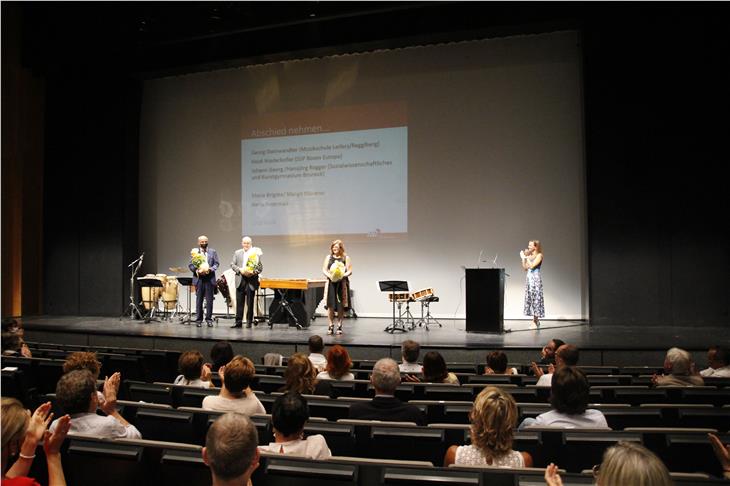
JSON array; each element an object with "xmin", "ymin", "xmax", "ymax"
[{"xmin": 465, "ymin": 268, "xmax": 505, "ymax": 333}]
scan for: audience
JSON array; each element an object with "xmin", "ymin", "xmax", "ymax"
[
  {"xmin": 2, "ymin": 399, "xmax": 71, "ymax": 486},
  {"xmin": 484, "ymin": 351, "xmax": 519, "ymax": 375},
  {"xmin": 50, "ymin": 369, "xmax": 142, "ymax": 439},
  {"xmin": 709, "ymin": 433, "xmax": 730, "ymax": 480},
  {"xmin": 316, "ymin": 345, "xmax": 354, "ymax": 381},
  {"xmin": 700, "ymin": 345, "xmax": 730, "ymax": 377},
  {"xmin": 280, "ymin": 353, "xmax": 331, "ymax": 396},
  {"xmin": 399, "ymin": 340, "xmax": 422, "ymax": 373},
  {"xmin": 202, "ymin": 356, "xmax": 266, "ymax": 415},
  {"xmin": 348, "ymin": 358, "xmax": 425, "ymax": 425},
  {"xmin": 307, "ymin": 335, "xmax": 327, "ymax": 372},
  {"xmin": 1, "ymin": 325, "xmax": 31, "ymax": 358},
  {"xmin": 174, "ymin": 350, "xmax": 212, "ymax": 388},
  {"xmin": 652, "ymin": 347, "xmax": 704, "ymax": 387},
  {"xmin": 210, "ymin": 341, "xmax": 234, "ymax": 372},
  {"xmin": 444, "ymin": 387, "xmax": 533, "ymax": 467},
  {"xmin": 420, "ymin": 351, "xmax": 459, "ymax": 384},
  {"xmin": 534, "ymin": 344, "xmax": 579, "ymax": 387},
  {"xmin": 259, "ymin": 392, "xmax": 332, "ymax": 459},
  {"xmin": 545, "ymin": 441, "xmax": 673, "ymax": 486},
  {"xmin": 533, "ymin": 338, "xmax": 565, "ymax": 369},
  {"xmin": 203, "ymin": 413, "xmax": 260, "ymax": 486},
  {"xmin": 520, "ymin": 366, "xmax": 609, "ymax": 429},
  {"xmin": 62, "ymin": 351, "xmax": 106, "ymax": 405}
]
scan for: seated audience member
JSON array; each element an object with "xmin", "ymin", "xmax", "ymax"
[
  {"xmin": 210, "ymin": 341, "xmax": 234, "ymax": 372},
  {"xmin": 520, "ymin": 367, "xmax": 609, "ymax": 429},
  {"xmin": 348, "ymin": 358, "xmax": 426, "ymax": 425},
  {"xmin": 534, "ymin": 344, "xmax": 579, "ymax": 387},
  {"xmin": 700, "ymin": 345, "xmax": 730, "ymax": 377},
  {"xmin": 1, "ymin": 327, "xmax": 31, "ymax": 358},
  {"xmin": 280, "ymin": 353, "xmax": 331, "ymax": 396},
  {"xmin": 50, "ymin": 369, "xmax": 142, "ymax": 439},
  {"xmin": 203, "ymin": 413, "xmax": 260, "ymax": 486},
  {"xmin": 709, "ymin": 433, "xmax": 730, "ymax": 480},
  {"xmin": 545, "ymin": 441, "xmax": 672, "ymax": 486},
  {"xmin": 63, "ymin": 351, "xmax": 105, "ymax": 404},
  {"xmin": 445, "ymin": 386, "xmax": 532, "ymax": 467},
  {"xmin": 652, "ymin": 347, "xmax": 704, "ymax": 387},
  {"xmin": 484, "ymin": 351, "xmax": 519, "ymax": 375},
  {"xmin": 531, "ymin": 339, "xmax": 565, "ymax": 372},
  {"xmin": 2, "ymin": 399, "xmax": 71, "ymax": 486},
  {"xmin": 415, "ymin": 351, "xmax": 459, "ymax": 384},
  {"xmin": 202, "ymin": 356, "xmax": 265, "ymax": 415},
  {"xmin": 399, "ymin": 340, "xmax": 422, "ymax": 373},
  {"xmin": 259, "ymin": 392, "xmax": 332, "ymax": 459},
  {"xmin": 316, "ymin": 345, "xmax": 355, "ymax": 381},
  {"xmin": 174, "ymin": 350, "xmax": 212, "ymax": 388},
  {"xmin": 307, "ymin": 335, "xmax": 327, "ymax": 372}
]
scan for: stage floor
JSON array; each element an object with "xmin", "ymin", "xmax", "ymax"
[{"xmin": 18, "ymin": 314, "xmax": 730, "ymax": 352}]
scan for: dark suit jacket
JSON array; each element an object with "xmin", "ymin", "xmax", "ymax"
[
  {"xmin": 188, "ymin": 248, "xmax": 220, "ymax": 286},
  {"xmin": 348, "ymin": 396, "xmax": 426, "ymax": 425}
]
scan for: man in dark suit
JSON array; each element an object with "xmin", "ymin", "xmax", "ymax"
[
  {"xmin": 348, "ymin": 358, "xmax": 425, "ymax": 425},
  {"xmin": 188, "ymin": 235, "xmax": 220, "ymax": 327},
  {"xmin": 230, "ymin": 236, "xmax": 263, "ymax": 329}
]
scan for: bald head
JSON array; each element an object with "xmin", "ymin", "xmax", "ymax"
[{"xmin": 204, "ymin": 413, "xmax": 259, "ymax": 481}]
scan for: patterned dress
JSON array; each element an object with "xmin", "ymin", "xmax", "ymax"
[
  {"xmin": 523, "ymin": 256, "xmax": 545, "ymax": 318},
  {"xmin": 454, "ymin": 445, "xmax": 525, "ymax": 467}
]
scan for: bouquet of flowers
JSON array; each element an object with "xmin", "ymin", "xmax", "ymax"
[
  {"xmin": 329, "ymin": 261, "xmax": 346, "ymax": 282},
  {"xmin": 191, "ymin": 249, "xmax": 210, "ymax": 274},
  {"xmin": 245, "ymin": 247, "xmax": 263, "ymax": 274}
]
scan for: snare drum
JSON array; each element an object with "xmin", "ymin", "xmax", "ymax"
[
  {"xmin": 162, "ymin": 276, "xmax": 179, "ymax": 310},
  {"xmin": 412, "ymin": 288, "xmax": 434, "ymax": 301},
  {"xmin": 388, "ymin": 292, "xmax": 412, "ymax": 303}
]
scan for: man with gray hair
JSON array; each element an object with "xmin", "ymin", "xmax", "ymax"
[
  {"xmin": 348, "ymin": 358, "xmax": 425, "ymax": 424},
  {"xmin": 203, "ymin": 412, "xmax": 260, "ymax": 486},
  {"xmin": 653, "ymin": 347, "xmax": 704, "ymax": 387}
]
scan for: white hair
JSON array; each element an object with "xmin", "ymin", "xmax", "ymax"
[
  {"xmin": 198, "ymin": 235, "xmax": 208, "ymax": 241},
  {"xmin": 372, "ymin": 358, "xmax": 401, "ymax": 393},
  {"xmin": 665, "ymin": 347, "xmax": 691, "ymax": 375},
  {"xmin": 242, "ymin": 236, "xmax": 252, "ymax": 243}
]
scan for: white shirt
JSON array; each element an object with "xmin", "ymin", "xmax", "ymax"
[
  {"xmin": 521, "ymin": 409, "xmax": 609, "ymax": 429},
  {"xmin": 202, "ymin": 393, "xmax": 266, "ymax": 415},
  {"xmin": 308, "ymin": 353, "xmax": 327, "ymax": 372},
  {"xmin": 455, "ymin": 446, "xmax": 525, "ymax": 468},
  {"xmin": 50, "ymin": 412, "xmax": 142, "ymax": 439},
  {"xmin": 174, "ymin": 375, "xmax": 212, "ymax": 388},
  {"xmin": 259, "ymin": 434, "xmax": 331, "ymax": 460},
  {"xmin": 316, "ymin": 371, "xmax": 355, "ymax": 381},
  {"xmin": 536, "ymin": 373, "xmax": 553, "ymax": 387},
  {"xmin": 700, "ymin": 365, "xmax": 730, "ymax": 377},
  {"xmin": 399, "ymin": 362, "xmax": 422, "ymax": 373}
]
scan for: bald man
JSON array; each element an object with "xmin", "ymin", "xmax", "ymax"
[
  {"xmin": 230, "ymin": 236, "xmax": 263, "ymax": 329},
  {"xmin": 188, "ymin": 235, "xmax": 220, "ymax": 327}
]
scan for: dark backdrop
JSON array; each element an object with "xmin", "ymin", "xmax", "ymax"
[{"xmin": 4, "ymin": 3, "xmax": 728, "ymax": 325}]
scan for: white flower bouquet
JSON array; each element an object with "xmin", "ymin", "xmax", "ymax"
[{"xmin": 329, "ymin": 261, "xmax": 346, "ymax": 282}]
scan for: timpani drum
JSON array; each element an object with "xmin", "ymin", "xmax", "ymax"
[
  {"xmin": 388, "ymin": 292, "xmax": 412, "ymax": 303},
  {"xmin": 162, "ymin": 276, "xmax": 179, "ymax": 310},
  {"xmin": 412, "ymin": 288, "xmax": 435, "ymax": 301}
]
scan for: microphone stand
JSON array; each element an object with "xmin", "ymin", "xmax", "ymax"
[{"xmin": 120, "ymin": 253, "xmax": 145, "ymax": 320}]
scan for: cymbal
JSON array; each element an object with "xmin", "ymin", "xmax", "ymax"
[{"xmin": 169, "ymin": 267, "xmax": 187, "ymax": 273}]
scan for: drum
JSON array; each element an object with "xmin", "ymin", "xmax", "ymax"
[
  {"xmin": 388, "ymin": 292, "xmax": 412, "ymax": 303},
  {"xmin": 412, "ymin": 288, "xmax": 435, "ymax": 301},
  {"xmin": 140, "ymin": 274, "xmax": 166, "ymax": 309},
  {"xmin": 162, "ymin": 276, "xmax": 179, "ymax": 310}
]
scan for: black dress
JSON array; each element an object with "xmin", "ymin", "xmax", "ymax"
[{"xmin": 325, "ymin": 255, "xmax": 350, "ymax": 312}]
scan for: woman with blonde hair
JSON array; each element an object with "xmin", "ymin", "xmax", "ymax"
[
  {"xmin": 2, "ymin": 398, "xmax": 72, "ymax": 486},
  {"xmin": 280, "ymin": 353, "xmax": 331, "ymax": 396},
  {"xmin": 322, "ymin": 239, "xmax": 352, "ymax": 335},
  {"xmin": 520, "ymin": 240, "xmax": 545, "ymax": 329},
  {"xmin": 545, "ymin": 441, "xmax": 673, "ymax": 486},
  {"xmin": 444, "ymin": 386, "xmax": 533, "ymax": 467}
]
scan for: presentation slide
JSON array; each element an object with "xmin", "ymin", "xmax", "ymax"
[{"xmin": 241, "ymin": 104, "xmax": 407, "ymax": 236}]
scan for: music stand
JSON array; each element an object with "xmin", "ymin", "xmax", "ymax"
[
  {"xmin": 120, "ymin": 254, "xmax": 144, "ymax": 321},
  {"xmin": 137, "ymin": 277, "xmax": 164, "ymax": 323},
  {"xmin": 379, "ymin": 280, "xmax": 409, "ymax": 333},
  {"xmin": 177, "ymin": 277, "xmax": 194, "ymax": 324}
]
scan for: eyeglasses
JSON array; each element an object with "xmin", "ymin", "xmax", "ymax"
[{"xmin": 592, "ymin": 464, "xmax": 601, "ymax": 478}]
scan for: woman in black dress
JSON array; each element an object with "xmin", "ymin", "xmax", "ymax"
[{"xmin": 322, "ymin": 239, "xmax": 352, "ymax": 335}]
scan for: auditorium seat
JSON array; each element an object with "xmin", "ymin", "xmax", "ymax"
[
  {"xmin": 171, "ymin": 384, "xmax": 219, "ymax": 408},
  {"xmin": 36, "ymin": 359, "xmax": 66, "ymax": 394},
  {"xmin": 62, "ymin": 435, "xmax": 150, "ymax": 486},
  {"xmin": 253, "ymin": 374, "xmax": 287, "ymax": 394},
  {"xmin": 681, "ymin": 387, "xmax": 730, "ymax": 407},
  {"xmin": 125, "ymin": 380, "xmax": 173, "ymax": 405},
  {"xmin": 302, "ymin": 421, "xmax": 357, "ymax": 456},
  {"xmin": 1, "ymin": 368, "xmax": 35, "ymax": 407},
  {"xmin": 122, "ymin": 402, "xmax": 196, "ymax": 444}
]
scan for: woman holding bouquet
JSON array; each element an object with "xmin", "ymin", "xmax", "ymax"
[
  {"xmin": 520, "ymin": 240, "xmax": 544, "ymax": 329},
  {"xmin": 322, "ymin": 239, "xmax": 352, "ymax": 335}
]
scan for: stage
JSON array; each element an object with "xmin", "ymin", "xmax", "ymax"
[{"xmin": 18, "ymin": 314, "xmax": 730, "ymax": 368}]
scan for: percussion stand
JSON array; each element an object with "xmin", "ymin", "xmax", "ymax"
[
  {"xmin": 136, "ymin": 278, "xmax": 164, "ymax": 324},
  {"xmin": 418, "ymin": 296, "xmax": 442, "ymax": 331},
  {"xmin": 379, "ymin": 281, "xmax": 409, "ymax": 333},
  {"xmin": 402, "ymin": 298, "xmax": 417, "ymax": 330},
  {"xmin": 120, "ymin": 253, "xmax": 145, "ymax": 321},
  {"xmin": 269, "ymin": 289, "xmax": 304, "ymax": 330},
  {"xmin": 177, "ymin": 277, "xmax": 194, "ymax": 325}
]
